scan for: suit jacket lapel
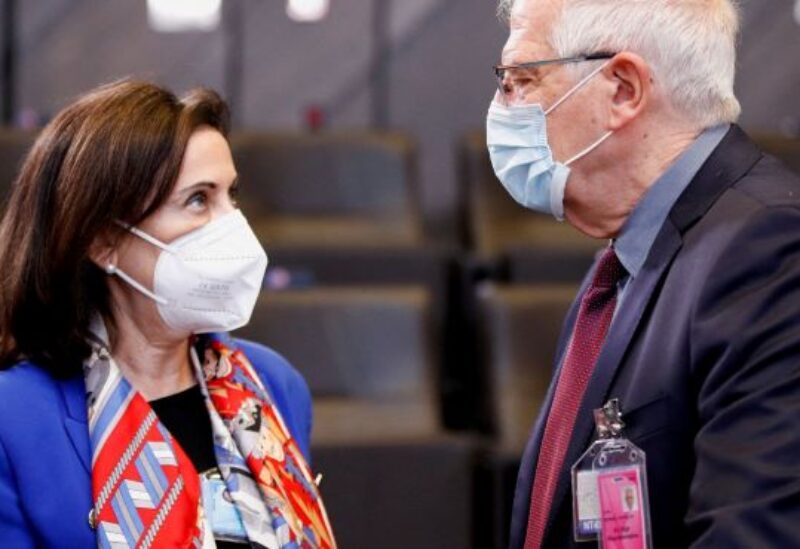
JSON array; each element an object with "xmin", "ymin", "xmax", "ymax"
[
  {"xmin": 59, "ymin": 375, "xmax": 91, "ymax": 474},
  {"xmin": 669, "ymin": 125, "xmax": 762, "ymax": 232}
]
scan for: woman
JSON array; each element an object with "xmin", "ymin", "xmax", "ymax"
[{"xmin": 0, "ymin": 80, "xmax": 336, "ymax": 548}]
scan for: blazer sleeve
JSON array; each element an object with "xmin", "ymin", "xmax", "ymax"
[
  {"xmin": 0, "ymin": 434, "xmax": 36, "ymax": 548},
  {"xmin": 234, "ymin": 338, "xmax": 314, "ymax": 463},
  {"xmin": 686, "ymin": 205, "xmax": 800, "ymax": 546}
]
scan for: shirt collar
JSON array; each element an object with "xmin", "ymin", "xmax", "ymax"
[{"xmin": 614, "ymin": 124, "xmax": 730, "ymax": 278}]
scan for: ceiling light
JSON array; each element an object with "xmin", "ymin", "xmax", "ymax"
[
  {"xmin": 147, "ymin": 0, "xmax": 222, "ymax": 32},
  {"xmin": 287, "ymin": 0, "xmax": 330, "ymax": 23}
]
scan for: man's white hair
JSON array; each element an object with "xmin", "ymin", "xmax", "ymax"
[{"xmin": 498, "ymin": 0, "xmax": 742, "ymax": 127}]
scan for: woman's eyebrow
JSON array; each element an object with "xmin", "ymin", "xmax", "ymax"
[
  {"xmin": 174, "ymin": 181, "xmax": 216, "ymax": 198},
  {"xmin": 175, "ymin": 175, "xmax": 239, "ymax": 198}
]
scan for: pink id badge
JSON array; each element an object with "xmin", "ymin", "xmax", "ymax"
[
  {"xmin": 596, "ymin": 466, "xmax": 648, "ymax": 549},
  {"xmin": 593, "ymin": 439, "xmax": 652, "ymax": 549},
  {"xmin": 572, "ymin": 399, "xmax": 652, "ymax": 546}
]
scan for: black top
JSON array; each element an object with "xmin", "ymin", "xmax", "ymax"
[
  {"xmin": 150, "ymin": 385, "xmax": 216, "ymax": 470},
  {"xmin": 150, "ymin": 385, "xmax": 247, "ymax": 548}
]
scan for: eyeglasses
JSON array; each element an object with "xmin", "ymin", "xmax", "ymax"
[{"xmin": 494, "ymin": 52, "xmax": 616, "ymax": 96}]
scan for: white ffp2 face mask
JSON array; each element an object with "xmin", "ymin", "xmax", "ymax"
[{"xmin": 107, "ymin": 209, "xmax": 268, "ymax": 334}]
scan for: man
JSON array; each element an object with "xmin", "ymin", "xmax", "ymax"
[{"xmin": 486, "ymin": 0, "xmax": 800, "ymax": 548}]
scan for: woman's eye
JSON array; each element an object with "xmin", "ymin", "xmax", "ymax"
[
  {"xmin": 186, "ymin": 191, "xmax": 208, "ymax": 209},
  {"xmin": 229, "ymin": 185, "xmax": 240, "ymax": 205}
]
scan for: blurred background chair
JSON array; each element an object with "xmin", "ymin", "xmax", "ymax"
[
  {"xmin": 752, "ymin": 134, "xmax": 800, "ymax": 175},
  {"xmin": 472, "ymin": 284, "xmax": 578, "ymax": 549},
  {"xmin": 230, "ymin": 131, "xmax": 423, "ymax": 249},
  {"xmin": 477, "ymin": 284, "xmax": 577, "ymax": 451}
]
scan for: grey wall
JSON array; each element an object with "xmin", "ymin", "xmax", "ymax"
[
  {"xmin": 10, "ymin": 0, "xmax": 800, "ymax": 242},
  {"xmin": 737, "ymin": 0, "xmax": 800, "ymax": 135}
]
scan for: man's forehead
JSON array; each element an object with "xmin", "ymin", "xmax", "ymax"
[
  {"xmin": 503, "ymin": 0, "xmax": 560, "ymax": 63},
  {"xmin": 509, "ymin": 0, "xmax": 562, "ymax": 29}
]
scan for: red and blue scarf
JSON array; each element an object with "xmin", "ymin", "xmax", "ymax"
[{"xmin": 85, "ymin": 331, "xmax": 336, "ymax": 549}]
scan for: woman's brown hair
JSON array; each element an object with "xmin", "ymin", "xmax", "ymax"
[{"xmin": 0, "ymin": 79, "xmax": 230, "ymax": 377}]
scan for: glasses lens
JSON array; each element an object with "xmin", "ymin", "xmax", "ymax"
[{"xmin": 494, "ymin": 67, "xmax": 505, "ymax": 88}]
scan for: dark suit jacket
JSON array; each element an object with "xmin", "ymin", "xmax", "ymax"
[{"xmin": 509, "ymin": 126, "xmax": 800, "ymax": 548}]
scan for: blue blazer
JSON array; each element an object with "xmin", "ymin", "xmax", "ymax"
[
  {"xmin": 0, "ymin": 337, "xmax": 312, "ymax": 548},
  {"xmin": 509, "ymin": 126, "xmax": 800, "ymax": 548}
]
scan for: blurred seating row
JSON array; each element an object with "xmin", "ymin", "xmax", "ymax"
[
  {"xmin": 1, "ymin": 128, "xmax": 797, "ymax": 266},
  {"xmin": 0, "ymin": 127, "xmax": 797, "ymax": 548}
]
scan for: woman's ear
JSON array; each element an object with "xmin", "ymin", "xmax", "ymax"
[
  {"xmin": 604, "ymin": 52, "xmax": 651, "ymax": 131},
  {"xmin": 88, "ymin": 230, "xmax": 119, "ymax": 273}
]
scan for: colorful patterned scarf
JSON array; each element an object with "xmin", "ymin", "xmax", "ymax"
[{"xmin": 85, "ymin": 328, "xmax": 336, "ymax": 549}]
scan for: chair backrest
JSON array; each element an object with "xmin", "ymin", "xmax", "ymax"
[
  {"xmin": 752, "ymin": 134, "xmax": 800, "ymax": 176},
  {"xmin": 0, "ymin": 129, "xmax": 37, "ymax": 203},
  {"xmin": 237, "ymin": 286, "xmax": 436, "ymax": 400},
  {"xmin": 506, "ymin": 247, "xmax": 599, "ymax": 284},
  {"xmin": 478, "ymin": 284, "xmax": 577, "ymax": 451},
  {"xmin": 230, "ymin": 131, "xmax": 424, "ymax": 248},
  {"xmin": 458, "ymin": 130, "xmax": 596, "ymax": 256},
  {"xmin": 236, "ymin": 286, "xmax": 440, "ymax": 440}
]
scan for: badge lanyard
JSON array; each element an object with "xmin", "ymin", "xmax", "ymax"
[{"xmin": 571, "ymin": 399, "xmax": 652, "ymax": 548}]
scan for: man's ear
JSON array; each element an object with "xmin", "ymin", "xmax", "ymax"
[
  {"xmin": 604, "ymin": 52, "xmax": 651, "ymax": 131},
  {"xmin": 88, "ymin": 230, "xmax": 119, "ymax": 272}
]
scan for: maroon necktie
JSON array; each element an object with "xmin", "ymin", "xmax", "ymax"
[{"xmin": 524, "ymin": 246, "xmax": 626, "ymax": 549}]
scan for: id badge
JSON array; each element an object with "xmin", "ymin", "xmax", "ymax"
[
  {"xmin": 200, "ymin": 469, "xmax": 248, "ymax": 542},
  {"xmin": 571, "ymin": 399, "xmax": 652, "ymax": 546},
  {"xmin": 593, "ymin": 438, "xmax": 652, "ymax": 549}
]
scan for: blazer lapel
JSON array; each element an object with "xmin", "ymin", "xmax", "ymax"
[{"xmin": 59, "ymin": 375, "xmax": 91, "ymax": 474}]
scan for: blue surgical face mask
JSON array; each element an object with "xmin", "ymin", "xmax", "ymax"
[{"xmin": 486, "ymin": 63, "xmax": 613, "ymax": 220}]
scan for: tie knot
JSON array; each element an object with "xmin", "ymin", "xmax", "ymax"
[{"xmin": 592, "ymin": 246, "xmax": 626, "ymax": 289}]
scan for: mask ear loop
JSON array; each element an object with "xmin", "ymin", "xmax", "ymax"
[
  {"xmin": 564, "ymin": 131, "xmax": 614, "ymax": 166},
  {"xmin": 106, "ymin": 220, "xmax": 171, "ymax": 305},
  {"xmin": 545, "ymin": 61, "xmax": 610, "ymax": 116},
  {"xmin": 546, "ymin": 60, "xmax": 615, "ymax": 165},
  {"xmin": 105, "ymin": 263, "xmax": 169, "ymax": 306},
  {"xmin": 114, "ymin": 220, "xmax": 176, "ymax": 254}
]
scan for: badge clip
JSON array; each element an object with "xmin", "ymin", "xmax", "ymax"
[{"xmin": 593, "ymin": 398, "xmax": 625, "ymax": 439}]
